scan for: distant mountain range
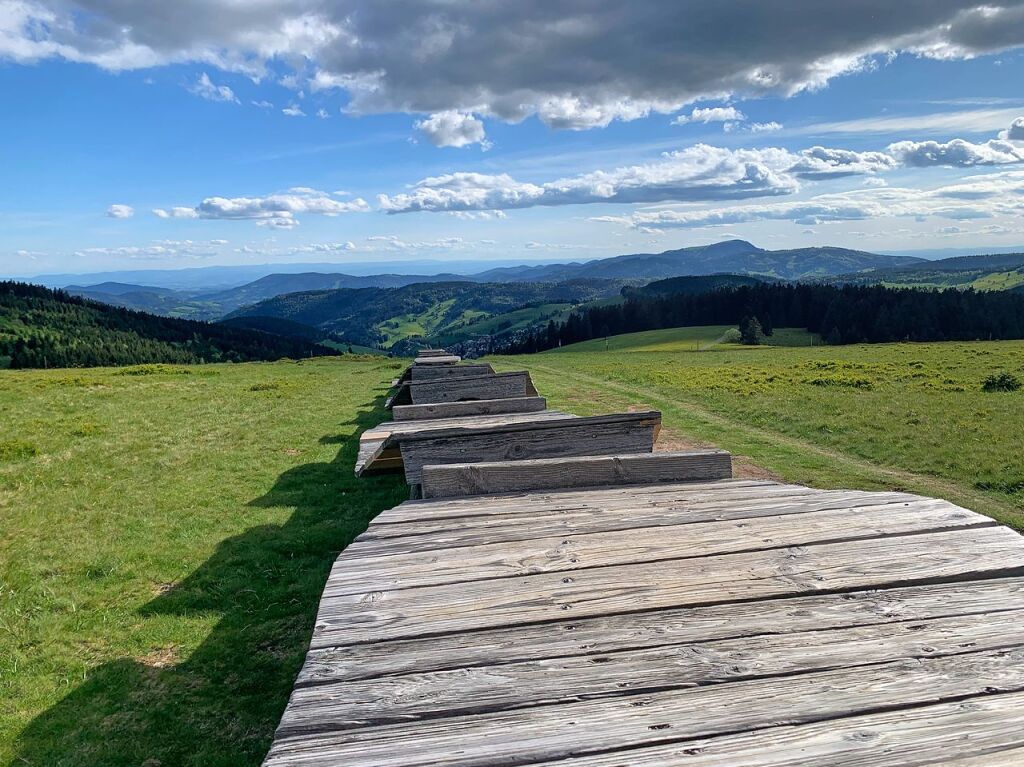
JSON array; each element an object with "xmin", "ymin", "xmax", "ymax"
[
  {"xmin": 27, "ymin": 240, "xmax": 1024, "ymax": 354},
  {"xmin": 60, "ymin": 240, "xmax": 922, "ymax": 321}
]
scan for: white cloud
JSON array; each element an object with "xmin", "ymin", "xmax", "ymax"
[
  {"xmin": 189, "ymin": 72, "xmax": 238, "ymax": 103},
  {"xmin": 282, "ymin": 104, "xmax": 305, "ymax": 117},
  {"xmin": 5, "ymin": 3, "xmax": 1024, "ymax": 131},
  {"xmin": 316, "ymin": 108, "xmax": 329, "ymax": 119},
  {"xmin": 379, "ymin": 142, "xmax": 904, "ymax": 213},
  {"xmin": 998, "ymin": 116, "xmax": 1024, "ymax": 140},
  {"xmin": 594, "ymin": 170, "xmax": 1024, "ymax": 231},
  {"xmin": 251, "ymin": 99, "xmax": 274, "ymax": 109},
  {"xmin": 415, "ymin": 110, "xmax": 488, "ymax": 148},
  {"xmin": 154, "ymin": 188, "xmax": 369, "ymax": 227},
  {"xmin": 888, "ymin": 137, "xmax": 1024, "ymax": 167},
  {"xmin": 106, "ymin": 204, "xmax": 134, "ymax": 219},
  {"xmin": 672, "ymin": 107, "xmax": 745, "ymax": 125},
  {"xmin": 749, "ymin": 121, "xmax": 783, "ymax": 132}
]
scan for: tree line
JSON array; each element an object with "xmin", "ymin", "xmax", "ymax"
[
  {"xmin": 503, "ymin": 282, "xmax": 1024, "ymax": 353},
  {"xmin": 1, "ymin": 281, "xmax": 332, "ymax": 369}
]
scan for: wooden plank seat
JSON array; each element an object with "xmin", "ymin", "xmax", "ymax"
[
  {"xmin": 408, "ymin": 363, "xmax": 495, "ymax": 381},
  {"xmin": 395, "ymin": 410, "xmax": 661, "ymax": 486},
  {"xmin": 413, "ymin": 354, "xmax": 460, "ymax": 365},
  {"xmin": 387, "ymin": 370, "xmax": 536, "ymax": 408},
  {"xmin": 392, "ymin": 396, "xmax": 547, "ymax": 422},
  {"xmin": 263, "ymin": 479, "xmax": 1024, "ymax": 767},
  {"xmin": 354, "ymin": 410, "xmax": 578, "ymax": 477},
  {"xmin": 420, "ymin": 449, "xmax": 732, "ymax": 498}
]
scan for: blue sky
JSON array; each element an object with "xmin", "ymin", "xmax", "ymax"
[{"xmin": 3, "ymin": 1, "xmax": 1024, "ymax": 278}]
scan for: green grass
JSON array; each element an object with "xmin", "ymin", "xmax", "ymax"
[
  {"xmin": 0, "ymin": 356, "xmax": 407, "ymax": 766},
  {"xmin": 493, "ymin": 329, "xmax": 1024, "ymax": 529},
  {"xmin": 433, "ymin": 303, "xmax": 576, "ymax": 343},
  {"xmin": 552, "ymin": 325, "xmax": 818, "ymax": 353}
]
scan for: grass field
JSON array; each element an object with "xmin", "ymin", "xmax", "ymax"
[
  {"xmin": 0, "ymin": 357, "xmax": 406, "ymax": 766},
  {"xmin": 550, "ymin": 325, "xmax": 818, "ymax": 353},
  {"xmin": 495, "ymin": 326, "xmax": 1024, "ymax": 529},
  {"xmin": 5, "ymin": 330, "xmax": 1024, "ymax": 766}
]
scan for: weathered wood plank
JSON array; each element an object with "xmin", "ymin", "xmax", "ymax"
[
  {"xmin": 328, "ymin": 501, "xmax": 991, "ymax": 596},
  {"xmin": 518, "ymin": 692, "xmax": 1024, "ymax": 767},
  {"xmin": 355, "ymin": 410, "xmax": 576, "ymax": 476},
  {"xmin": 420, "ymin": 450, "xmax": 732, "ymax": 498},
  {"xmin": 392, "ymin": 397, "xmax": 547, "ymax": 422},
  {"xmin": 400, "ymin": 410, "xmax": 661, "ymax": 484},
  {"xmin": 315, "ymin": 527, "xmax": 1024, "ymax": 644},
  {"xmin": 412, "ymin": 354, "xmax": 460, "ymax": 365},
  {"xmin": 305, "ymin": 576, "xmax": 1024, "ymax": 671},
  {"xmin": 263, "ymin": 647, "xmax": 1024, "ymax": 767},
  {"xmin": 414, "ymin": 349, "xmax": 449, "ymax": 358},
  {"xmin": 355, "ymin": 490, "xmax": 924, "ymax": 553},
  {"xmin": 376, "ymin": 478, "xmax": 785, "ymax": 522},
  {"xmin": 409, "ymin": 371, "xmax": 534, "ymax": 405},
  {"xmin": 362, "ymin": 409, "xmax": 575, "ymax": 442},
  {"xmin": 278, "ymin": 610, "xmax": 1024, "ymax": 737},
  {"xmin": 408, "ymin": 364, "xmax": 494, "ymax": 381}
]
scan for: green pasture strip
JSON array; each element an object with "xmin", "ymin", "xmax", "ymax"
[
  {"xmin": 0, "ymin": 357, "xmax": 406, "ymax": 767},
  {"xmin": 493, "ymin": 335, "xmax": 1024, "ymax": 529}
]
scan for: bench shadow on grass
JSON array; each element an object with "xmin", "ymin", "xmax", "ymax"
[{"xmin": 14, "ymin": 393, "xmax": 407, "ymax": 767}]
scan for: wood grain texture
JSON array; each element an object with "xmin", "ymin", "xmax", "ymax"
[
  {"xmin": 326, "ymin": 502, "xmax": 992, "ymax": 596},
  {"xmin": 305, "ymin": 576, "xmax": 1024, "ymax": 670},
  {"xmin": 409, "ymin": 371, "xmax": 533, "ymax": 405},
  {"xmin": 420, "ymin": 450, "xmax": 732, "ymax": 498},
  {"xmin": 399, "ymin": 411, "xmax": 660, "ymax": 484},
  {"xmin": 277, "ymin": 610, "xmax": 1024, "ymax": 736},
  {"xmin": 391, "ymin": 397, "xmax": 547, "ymax": 422},
  {"xmin": 263, "ymin": 648, "xmax": 1024, "ymax": 767},
  {"xmin": 408, "ymin": 364, "xmax": 494, "ymax": 381},
  {"xmin": 315, "ymin": 526, "xmax": 1024, "ymax": 645},
  {"xmin": 518, "ymin": 692, "xmax": 1024, "ymax": 767}
]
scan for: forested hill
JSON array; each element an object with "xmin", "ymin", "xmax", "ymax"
[
  {"xmin": 225, "ymin": 279, "xmax": 622, "ymax": 348},
  {"xmin": 0, "ymin": 281, "xmax": 332, "ymax": 369},
  {"xmin": 506, "ymin": 281, "xmax": 1024, "ymax": 353}
]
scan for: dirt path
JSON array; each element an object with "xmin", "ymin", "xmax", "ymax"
[{"xmin": 523, "ymin": 360, "xmax": 1023, "ymax": 527}]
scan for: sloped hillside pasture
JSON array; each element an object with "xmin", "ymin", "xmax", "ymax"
[
  {"xmin": 497, "ymin": 331, "xmax": 1024, "ymax": 529},
  {"xmin": 0, "ymin": 357, "xmax": 405, "ymax": 766}
]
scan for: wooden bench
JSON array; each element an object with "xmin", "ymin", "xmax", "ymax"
[
  {"xmin": 408, "ymin": 363, "xmax": 495, "ymax": 381},
  {"xmin": 355, "ymin": 410, "xmax": 577, "ymax": 477},
  {"xmin": 388, "ymin": 371, "xmax": 536, "ymax": 407},
  {"xmin": 420, "ymin": 450, "xmax": 733, "ymax": 498},
  {"xmin": 394, "ymin": 410, "xmax": 662, "ymax": 486},
  {"xmin": 392, "ymin": 396, "xmax": 547, "ymax": 422}
]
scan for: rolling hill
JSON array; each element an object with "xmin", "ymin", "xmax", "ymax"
[
  {"xmin": 0, "ymin": 281, "xmax": 331, "ymax": 369},
  {"xmin": 828, "ymin": 251, "xmax": 1024, "ymax": 291},
  {"xmin": 225, "ymin": 279, "xmax": 623, "ymax": 349},
  {"xmin": 474, "ymin": 240, "xmax": 923, "ymax": 282}
]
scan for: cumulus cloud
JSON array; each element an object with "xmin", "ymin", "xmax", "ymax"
[
  {"xmin": 672, "ymin": 107, "xmax": 745, "ymax": 125},
  {"xmin": 749, "ymin": 121, "xmax": 783, "ymax": 132},
  {"xmin": 378, "ymin": 143, "xmax": 907, "ymax": 213},
  {"xmin": 415, "ymin": 110, "xmax": 488, "ymax": 148},
  {"xmin": 1000, "ymin": 116, "xmax": 1024, "ymax": 140},
  {"xmin": 153, "ymin": 188, "xmax": 369, "ymax": 227},
  {"xmin": 106, "ymin": 204, "xmax": 134, "ymax": 219},
  {"xmin": 189, "ymin": 73, "xmax": 238, "ymax": 103},
  {"xmin": 594, "ymin": 170, "xmax": 1024, "ymax": 231},
  {"xmin": 888, "ymin": 137, "xmax": 1024, "ymax": 167},
  {"xmin": 252, "ymin": 99, "xmax": 274, "ymax": 109},
  {"xmin": 282, "ymin": 104, "xmax": 306, "ymax": 117},
  {"xmin": 5, "ymin": 3, "xmax": 1024, "ymax": 130}
]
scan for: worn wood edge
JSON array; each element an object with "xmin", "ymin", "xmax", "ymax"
[
  {"xmin": 392, "ymin": 397, "xmax": 547, "ymax": 422},
  {"xmin": 393, "ymin": 409, "xmax": 661, "ymax": 445},
  {"xmin": 276, "ymin": 609, "xmax": 1024, "ymax": 737},
  {"xmin": 420, "ymin": 450, "xmax": 732, "ymax": 498},
  {"xmin": 263, "ymin": 648, "xmax": 1024, "ymax": 767}
]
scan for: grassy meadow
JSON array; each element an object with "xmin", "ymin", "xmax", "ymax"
[
  {"xmin": 496, "ymin": 327, "xmax": 1024, "ymax": 529},
  {"xmin": 0, "ymin": 357, "xmax": 406, "ymax": 766},
  {"xmin": 3, "ymin": 329, "xmax": 1024, "ymax": 766}
]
